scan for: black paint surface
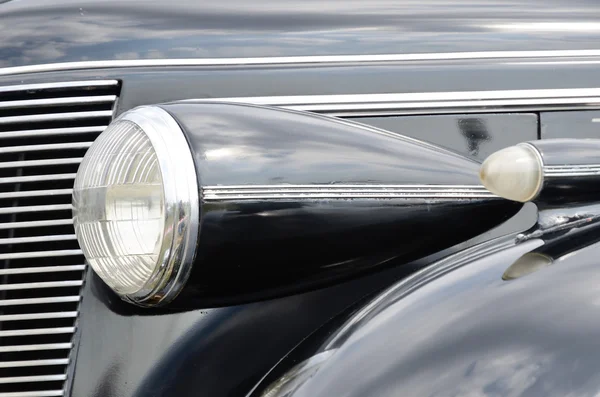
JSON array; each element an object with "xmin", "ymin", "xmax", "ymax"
[
  {"xmin": 0, "ymin": 0, "xmax": 594, "ymax": 396},
  {"xmin": 527, "ymin": 139, "xmax": 600, "ymax": 206},
  {"xmin": 155, "ymin": 102, "xmax": 521, "ymax": 307},
  {"xmin": 251, "ymin": 228, "xmax": 600, "ymax": 397},
  {"xmin": 2, "ymin": 0, "xmax": 600, "ymax": 68}
]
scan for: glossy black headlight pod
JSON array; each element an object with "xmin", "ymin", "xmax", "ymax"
[{"xmin": 73, "ymin": 102, "xmax": 521, "ymax": 308}]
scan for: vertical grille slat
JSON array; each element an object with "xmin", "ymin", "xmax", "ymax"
[{"xmin": 0, "ymin": 80, "xmax": 119, "ymax": 396}]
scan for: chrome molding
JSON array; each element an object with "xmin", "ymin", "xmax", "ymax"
[
  {"xmin": 544, "ymin": 164, "xmax": 600, "ymax": 177},
  {"xmin": 0, "ymin": 189, "xmax": 74, "ymax": 200},
  {"xmin": 0, "ymin": 95, "xmax": 116, "ymax": 110},
  {"xmin": 0, "ymin": 280, "xmax": 83, "ymax": 291},
  {"xmin": 102, "ymin": 106, "xmax": 200, "ymax": 306},
  {"xmin": 0, "ymin": 219, "xmax": 74, "ymax": 230},
  {"xmin": 210, "ymin": 87, "xmax": 600, "ymax": 117},
  {"xmin": 0, "ymin": 126, "xmax": 107, "ymax": 140},
  {"xmin": 0, "ymin": 297, "xmax": 80, "ymax": 307},
  {"xmin": 3, "ymin": 50, "xmax": 600, "ymax": 76},
  {"xmin": 203, "ymin": 184, "xmax": 497, "ymax": 201},
  {"xmin": 0, "ymin": 360, "xmax": 69, "ymax": 369},
  {"xmin": 0, "ymin": 110, "xmax": 113, "ymax": 125}
]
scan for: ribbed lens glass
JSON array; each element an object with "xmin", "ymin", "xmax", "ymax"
[{"xmin": 73, "ymin": 120, "xmax": 166, "ymax": 295}]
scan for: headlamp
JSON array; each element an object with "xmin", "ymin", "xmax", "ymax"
[
  {"xmin": 72, "ymin": 107, "xmax": 199, "ymax": 306},
  {"xmin": 74, "ymin": 102, "xmax": 519, "ymax": 309}
]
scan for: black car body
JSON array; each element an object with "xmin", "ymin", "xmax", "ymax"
[{"xmin": 2, "ymin": 1, "xmax": 600, "ymax": 396}]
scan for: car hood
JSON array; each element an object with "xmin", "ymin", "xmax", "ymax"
[{"xmin": 1, "ymin": 0, "xmax": 600, "ymax": 68}]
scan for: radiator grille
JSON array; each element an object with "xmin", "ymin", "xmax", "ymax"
[{"xmin": 0, "ymin": 80, "xmax": 119, "ymax": 397}]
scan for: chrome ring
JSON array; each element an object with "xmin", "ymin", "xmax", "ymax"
[{"xmin": 117, "ymin": 106, "xmax": 199, "ymax": 306}]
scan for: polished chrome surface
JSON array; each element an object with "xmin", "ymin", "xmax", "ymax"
[
  {"xmin": 0, "ymin": 204, "xmax": 73, "ymax": 215},
  {"xmin": 0, "ymin": 391, "xmax": 64, "ymax": 397},
  {"xmin": 0, "ymin": 344, "xmax": 72, "ymax": 353},
  {"xmin": 0, "ymin": 375, "xmax": 67, "ymax": 385},
  {"xmin": 0, "ymin": 219, "xmax": 73, "ymax": 230},
  {"xmin": 0, "ymin": 281, "xmax": 83, "ymax": 291},
  {"xmin": 0, "ymin": 159, "xmax": 81, "ymax": 169},
  {"xmin": 0, "ymin": 80, "xmax": 118, "ymax": 396},
  {"xmin": 0, "ymin": 313, "xmax": 77, "ymax": 322},
  {"xmin": 544, "ymin": 164, "xmax": 600, "ymax": 177},
  {"xmin": 0, "ymin": 175, "xmax": 77, "ymax": 184},
  {"xmin": 0, "ymin": 143, "xmax": 92, "ymax": 154},
  {"xmin": 0, "ymin": 249, "xmax": 82, "ymax": 260},
  {"xmin": 203, "ymin": 184, "xmax": 497, "ymax": 201},
  {"xmin": 114, "ymin": 106, "xmax": 199, "ymax": 306},
  {"xmin": 0, "ymin": 329, "xmax": 75, "ymax": 338},
  {"xmin": 0, "ymin": 189, "xmax": 73, "ymax": 200},
  {"xmin": 516, "ymin": 203, "xmax": 600, "ymax": 243},
  {"xmin": 212, "ymin": 87, "xmax": 600, "ymax": 117},
  {"xmin": 0, "ymin": 360, "xmax": 69, "ymax": 369},
  {"xmin": 0, "ymin": 111, "xmax": 113, "ymax": 125},
  {"xmin": 0, "ymin": 127, "xmax": 106, "ymax": 140},
  {"xmin": 0, "ymin": 265, "xmax": 84, "ymax": 275},
  {"xmin": 0, "ymin": 297, "xmax": 80, "ymax": 307},
  {"xmin": 0, "ymin": 236, "xmax": 77, "ymax": 246},
  {"xmin": 0, "ymin": 81, "xmax": 118, "ymax": 93},
  {"xmin": 3, "ymin": 50, "xmax": 600, "ymax": 76},
  {"xmin": 0, "ymin": 96, "xmax": 116, "ymax": 110}
]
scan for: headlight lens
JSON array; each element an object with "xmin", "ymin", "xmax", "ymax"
[{"xmin": 73, "ymin": 107, "xmax": 199, "ymax": 306}]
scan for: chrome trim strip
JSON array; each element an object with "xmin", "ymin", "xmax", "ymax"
[
  {"xmin": 0, "ymin": 265, "xmax": 84, "ymax": 275},
  {"xmin": 0, "ymin": 375, "xmax": 67, "ymax": 385},
  {"xmin": 0, "ymin": 313, "xmax": 77, "ymax": 322},
  {"xmin": 0, "ymin": 189, "xmax": 74, "ymax": 200},
  {"xmin": 0, "ymin": 159, "xmax": 82, "ymax": 170},
  {"xmin": 0, "ymin": 280, "xmax": 83, "ymax": 291},
  {"xmin": 0, "ymin": 143, "xmax": 92, "ymax": 154},
  {"xmin": 0, "ymin": 174, "xmax": 76, "ymax": 184},
  {"xmin": 0, "ymin": 359, "xmax": 69, "ymax": 368},
  {"xmin": 0, "ymin": 219, "xmax": 73, "ymax": 230},
  {"xmin": 203, "ymin": 184, "xmax": 496, "ymax": 200},
  {"xmin": 0, "ymin": 235, "xmax": 76, "ymax": 245},
  {"xmin": 0, "ymin": 344, "xmax": 72, "ymax": 353},
  {"xmin": 210, "ymin": 88, "xmax": 600, "ymax": 117},
  {"xmin": 0, "ymin": 328, "xmax": 75, "ymax": 338},
  {"xmin": 3, "ymin": 50, "xmax": 600, "ymax": 76},
  {"xmin": 0, "ymin": 111, "xmax": 112, "ymax": 125},
  {"xmin": 0, "ymin": 127, "xmax": 106, "ymax": 140},
  {"xmin": 0, "ymin": 96, "xmax": 116, "ymax": 110},
  {"xmin": 205, "ymin": 184, "xmax": 491, "ymax": 189},
  {"xmin": 0, "ymin": 391, "xmax": 63, "ymax": 397},
  {"xmin": 0, "ymin": 80, "xmax": 118, "ymax": 92},
  {"xmin": 110, "ymin": 106, "xmax": 200, "ymax": 307},
  {"xmin": 0, "ymin": 204, "xmax": 72, "ymax": 215},
  {"xmin": 0, "ymin": 297, "xmax": 80, "ymax": 307},
  {"xmin": 544, "ymin": 164, "xmax": 600, "ymax": 177},
  {"xmin": 0, "ymin": 250, "xmax": 82, "ymax": 261}
]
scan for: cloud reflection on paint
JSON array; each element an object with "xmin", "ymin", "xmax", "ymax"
[{"xmin": 1, "ymin": 0, "xmax": 600, "ymax": 67}]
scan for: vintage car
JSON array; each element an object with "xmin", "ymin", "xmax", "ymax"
[{"xmin": 1, "ymin": 0, "xmax": 600, "ymax": 396}]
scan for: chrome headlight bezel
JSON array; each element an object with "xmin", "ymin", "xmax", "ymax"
[{"xmin": 73, "ymin": 106, "xmax": 199, "ymax": 306}]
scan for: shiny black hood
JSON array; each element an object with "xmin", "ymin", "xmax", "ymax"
[{"xmin": 1, "ymin": 0, "xmax": 600, "ymax": 68}]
